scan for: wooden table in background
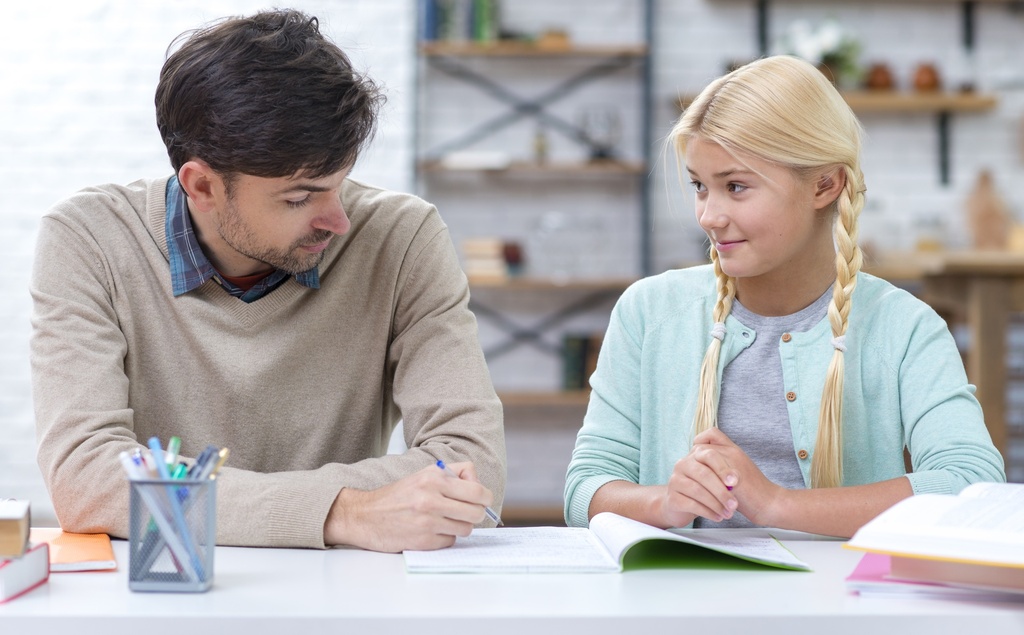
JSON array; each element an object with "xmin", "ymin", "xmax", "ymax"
[{"xmin": 867, "ymin": 250, "xmax": 1024, "ymax": 458}]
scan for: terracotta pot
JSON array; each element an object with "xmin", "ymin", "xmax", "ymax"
[
  {"xmin": 913, "ymin": 63, "xmax": 942, "ymax": 92},
  {"xmin": 864, "ymin": 63, "xmax": 895, "ymax": 90}
]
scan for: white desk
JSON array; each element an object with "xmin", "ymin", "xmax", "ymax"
[{"xmin": 2, "ymin": 538, "xmax": 1023, "ymax": 634}]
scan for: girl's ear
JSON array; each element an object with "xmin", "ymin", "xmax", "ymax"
[{"xmin": 813, "ymin": 167, "xmax": 847, "ymax": 210}]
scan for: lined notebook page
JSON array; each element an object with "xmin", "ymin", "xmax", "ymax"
[{"xmin": 404, "ymin": 527, "xmax": 619, "ymax": 573}]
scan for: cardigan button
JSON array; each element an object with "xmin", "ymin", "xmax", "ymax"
[
  {"xmin": 786, "ymin": 391, "xmax": 796, "ymax": 401},
  {"xmin": 797, "ymin": 449, "xmax": 809, "ymax": 460},
  {"xmin": 781, "ymin": 333, "xmax": 792, "ymax": 343}
]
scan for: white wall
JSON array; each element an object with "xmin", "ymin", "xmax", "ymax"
[{"xmin": 3, "ymin": 1, "xmax": 1023, "ymax": 521}]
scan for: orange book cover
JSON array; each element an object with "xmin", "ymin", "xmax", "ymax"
[{"xmin": 29, "ymin": 528, "xmax": 117, "ymax": 572}]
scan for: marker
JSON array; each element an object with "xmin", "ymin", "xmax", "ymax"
[
  {"xmin": 436, "ymin": 460, "xmax": 502, "ymax": 526},
  {"xmin": 166, "ymin": 436, "xmax": 182, "ymax": 467},
  {"xmin": 171, "ymin": 463, "xmax": 188, "ymax": 480}
]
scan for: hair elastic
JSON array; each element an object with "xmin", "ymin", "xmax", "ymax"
[
  {"xmin": 710, "ymin": 322, "xmax": 727, "ymax": 341},
  {"xmin": 831, "ymin": 335, "xmax": 847, "ymax": 352}
]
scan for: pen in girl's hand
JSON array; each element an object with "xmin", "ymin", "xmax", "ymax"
[{"xmin": 436, "ymin": 460, "xmax": 503, "ymax": 526}]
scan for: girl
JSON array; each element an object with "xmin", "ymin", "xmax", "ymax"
[{"xmin": 564, "ymin": 55, "xmax": 1005, "ymax": 537}]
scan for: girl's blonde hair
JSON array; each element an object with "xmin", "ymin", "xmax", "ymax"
[{"xmin": 672, "ymin": 55, "xmax": 865, "ymax": 489}]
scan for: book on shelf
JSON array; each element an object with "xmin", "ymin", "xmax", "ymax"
[
  {"xmin": 0, "ymin": 498, "xmax": 30, "ymax": 559},
  {"xmin": 845, "ymin": 552, "xmax": 1024, "ymax": 602},
  {"xmin": 0, "ymin": 541, "xmax": 50, "ymax": 604},
  {"xmin": 562, "ymin": 332, "xmax": 603, "ymax": 391},
  {"xmin": 29, "ymin": 528, "xmax": 117, "ymax": 572},
  {"xmin": 404, "ymin": 511, "xmax": 810, "ymax": 573},
  {"xmin": 845, "ymin": 482, "xmax": 1024, "ymax": 593},
  {"xmin": 420, "ymin": 0, "xmax": 500, "ymax": 44}
]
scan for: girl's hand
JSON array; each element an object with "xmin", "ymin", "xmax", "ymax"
[
  {"xmin": 690, "ymin": 428, "xmax": 786, "ymax": 526},
  {"xmin": 657, "ymin": 427, "xmax": 784, "ymax": 527},
  {"xmin": 657, "ymin": 427, "xmax": 740, "ymax": 527}
]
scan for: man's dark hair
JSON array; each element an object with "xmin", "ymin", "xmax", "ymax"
[{"xmin": 155, "ymin": 9, "xmax": 384, "ymax": 180}]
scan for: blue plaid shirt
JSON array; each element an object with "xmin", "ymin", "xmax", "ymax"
[{"xmin": 165, "ymin": 176, "xmax": 320, "ymax": 302}]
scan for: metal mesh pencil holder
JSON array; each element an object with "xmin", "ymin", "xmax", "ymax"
[{"xmin": 128, "ymin": 478, "xmax": 216, "ymax": 592}]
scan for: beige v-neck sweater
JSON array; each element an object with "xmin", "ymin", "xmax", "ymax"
[{"xmin": 30, "ymin": 176, "xmax": 505, "ymax": 548}]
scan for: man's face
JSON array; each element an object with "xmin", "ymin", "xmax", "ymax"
[{"xmin": 203, "ymin": 167, "xmax": 352, "ymax": 277}]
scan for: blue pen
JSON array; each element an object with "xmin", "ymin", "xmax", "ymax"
[
  {"xmin": 148, "ymin": 436, "xmax": 206, "ymax": 580},
  {"xmin": 436, "ymin": 460, "xmax": 502, "ymax": 526}
]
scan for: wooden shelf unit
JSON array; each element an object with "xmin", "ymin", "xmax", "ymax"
[
  {"xmin": 418, "ymin": 159, "xmax": 647, "ymax": 175},
  {"xmin": 678, "ymin": 90, "xmax": 997, "ymax": 115},
  {"xmin": 469, "ymin": 277, "xmax": 635, "ymax": 292},
  {"xmin": 499, "ymin": 390, "xmax": 592, "ymax": 407},
  {"xmin": 840, "ymin": 90, "xmax": 997, "ymax": 113},
  {"xmin": 420, "ymin": 41, "xmax": 648, "ymax": 58},
  {"xmin": 498, "ymin": 504, "xmax": 566, "ymax": 526}
]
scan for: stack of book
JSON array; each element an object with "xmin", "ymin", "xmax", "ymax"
[
  {"xmin": 0, "ymin": 499, "xmax": 49, "ymax": 604},
  {"xmin": 462, "ymin": 238, "xmax": 509, "ymax": 284},
  {"xmin": 844, "ymin": 482, "xmax": 1024, "ymax": 601}
]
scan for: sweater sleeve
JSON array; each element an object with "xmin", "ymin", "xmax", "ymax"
[
  {"xmin": 563, "ymin": 286, "xmax": 645, "ymax": 527},
  {"xmin": 384, "ymin": 214, "xmax": 507, "ymax": 513},
  {"xmin": 895, "ymin": 303, "xmax": 1006, "ymax": 493},
  {"xmin": 31, "ymin": 213, "xmax": 141, "ymax": 539}
]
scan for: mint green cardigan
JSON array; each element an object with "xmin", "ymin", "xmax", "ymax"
[{"xmin": 564, "ymin": 266, "xmax": 1005, "ymax": 528}]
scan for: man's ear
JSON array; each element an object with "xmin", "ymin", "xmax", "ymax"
[
  {"xmin": 813, "ymin": 167, "xmax": 847, "ymax": 210},
  {"xmin": 177, "ymin": 160, "xmax": 222, "ymax": 213}
]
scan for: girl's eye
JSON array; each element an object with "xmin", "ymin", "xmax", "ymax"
[
  {"xmin": 728, "ymin": 183, "xmax": 747, "ymax": 194},
  {"xmin": 286, "ymin": 196, "xmax": 312, "ymax": 208},
  {"xmin": 690, "ymin": 180, "xmax": 706, "ymax": 193}
]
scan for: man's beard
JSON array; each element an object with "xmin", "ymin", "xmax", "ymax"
[{"xmin": 217, "ymin": 197, "xmax": 333, "ymax": 275}]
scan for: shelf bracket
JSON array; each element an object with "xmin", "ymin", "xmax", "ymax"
[
  {"xmin": 757, "ymin": 0, "xmax": 770, "ymax": 57},
  {"xmin": 471, "ymin": 289, "xmax": 621, "ymax": 361},
  {"xmin": 938, "ymin": 111, "xmax": 952, "ymax": 186},
  {"xmin": 423, "ymin": 54, "xmax": 639, "ymax": 160}
]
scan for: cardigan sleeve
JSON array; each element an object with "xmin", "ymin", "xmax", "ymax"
[
  {"xmin": 564, "ymin": 285, "xmax": 646, "ymax": 527},
  {"xmin": 894, "ymin": 302, "xmax": 1006, "ymax": 494}
]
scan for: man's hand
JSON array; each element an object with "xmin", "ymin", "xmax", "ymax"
[{"xmin": 323, "ymin": 461, "xmax": 495, "ymax": 552}]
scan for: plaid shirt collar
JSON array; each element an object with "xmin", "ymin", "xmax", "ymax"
[{"xmin": 164, "ymin": 176, "xmax": 320, "ymax": 302}]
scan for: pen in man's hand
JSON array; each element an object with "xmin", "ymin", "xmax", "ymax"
[{"xmin": 436, "ymin": 460, "xmax": 503, "ymax": 526}]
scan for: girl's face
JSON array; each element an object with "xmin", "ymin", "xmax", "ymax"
[{"xmin": 686, "ymin": 136, "xmax": 840, "ymax": 306}]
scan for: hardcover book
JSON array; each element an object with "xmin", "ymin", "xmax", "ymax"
[
  {"xmin": 0, "ymin": 542, "xmax": 50, "ymax": 604},
  {"xmin": 0, "ymin": 499, "xmax": 30, "ymax": 559}
]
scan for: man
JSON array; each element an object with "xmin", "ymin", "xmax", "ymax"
[{"xmin": 30, "ymin": 9, "xmax": 505, "ymax": 552}]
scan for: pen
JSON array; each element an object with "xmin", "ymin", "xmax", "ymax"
[
  {"xmin": 147, "ymin": 437, "xmax": 173, "ymax": 480},
  {"xmin": 188, "ymin": 445, "xmax": 219, "ymax": 480},
  {"xmin": 435, "ymin": 460, "xmax": 502, "ymax": 526},
  {"xmin": 208, "ymin": 448, "xmax": 229, "ymax": 479}
]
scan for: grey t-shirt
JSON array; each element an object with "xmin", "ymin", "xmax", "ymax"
[{"xmin": 693, "ymin": 288, "xmax": 831, "ymax": 529}]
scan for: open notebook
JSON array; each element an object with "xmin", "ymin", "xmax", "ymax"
[{"xmin": 404, "ymin": 512, "xmax": 810, "ymax": 573}]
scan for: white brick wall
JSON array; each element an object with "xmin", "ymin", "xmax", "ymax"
[{"xmin": 4, "ymin": 1, "xmax": 1023, "ymax": 521}]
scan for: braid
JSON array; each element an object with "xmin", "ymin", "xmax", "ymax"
[
  {"xmin": 811, "ymin": 165, "xmax": 865, "ymax": 488},
  {"xmin": 693, "ymin": 248, "xmax": 737, "ymax": 437}
]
